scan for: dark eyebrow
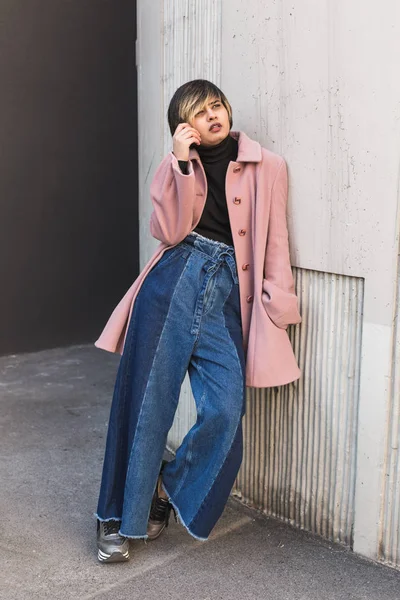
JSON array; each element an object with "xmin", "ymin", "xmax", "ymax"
[{"xmin": 195, "ymin": 99, "xmax": 220, "ymax": 113}]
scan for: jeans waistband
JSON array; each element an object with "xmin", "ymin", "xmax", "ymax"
[
  {"xmin": 182, "ymin": 231, "xmax": 234, "ymax": 254},
  {"xmin": 180, "ymin": 231, "xmax": 238, "ymax": 284}
]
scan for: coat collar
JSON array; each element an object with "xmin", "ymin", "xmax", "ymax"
[{"xmin": 189, "ymin": 130, "xmax": 262, "ymax": 163}]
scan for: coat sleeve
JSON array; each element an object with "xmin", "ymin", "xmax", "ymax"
[
  {"xmin": 149, "ymin": 152, "xmax": 197, "ymax": 245},
  {"xmin": 262, "ymin": 158, "xmax": 302, "ymax": 329}
]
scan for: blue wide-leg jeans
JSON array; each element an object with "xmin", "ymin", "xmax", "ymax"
[{"xmin": 96, "ymin": 231, "xmax": 246, "ymax": 541}]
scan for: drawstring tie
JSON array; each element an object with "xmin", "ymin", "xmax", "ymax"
[{"xmin": 190, "ymin": 248, "xmax": 238, "ymax": 336}]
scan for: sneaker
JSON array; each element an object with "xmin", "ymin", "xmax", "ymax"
[
  {"xmin": 147, "ymin": 473, "xmax": 177, "ymax": 541},
  {"xmin": 97, "ymin": 519, "xmax": 130, "ymax": 563}
]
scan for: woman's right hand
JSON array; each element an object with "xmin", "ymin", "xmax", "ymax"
[{"xmin": 172, "ymin": 123, "xmax": 201, "ymax": 161}]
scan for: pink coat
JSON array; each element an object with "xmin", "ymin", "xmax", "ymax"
[{"xmin": 95, "ymin": 131, "xmax": 302, "ymax": 388}]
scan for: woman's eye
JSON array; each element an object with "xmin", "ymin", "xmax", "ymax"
[{"xmin": 196, "ymin": 110, "xmax": 205, "ymax": 117}]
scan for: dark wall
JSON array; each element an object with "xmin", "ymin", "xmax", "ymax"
[{"xmin": 0, "ymin": 1, "xmax": 138, "ymax": 355}]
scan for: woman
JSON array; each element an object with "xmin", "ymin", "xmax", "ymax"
[{"xmin": 95, "ymin": 79, "xmax": 302, "ymax": 563}]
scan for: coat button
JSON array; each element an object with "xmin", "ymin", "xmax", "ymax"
[
  {"xmin": 233, "ymin": 197, "xmax": 241, "ymax": 204},
  {"xmin": 238, "ymin": 228, "xmax": 246, "ymax": 236},
  {"xmin": 242, "ymin": 263, "xmax": 250, "ymax": 270},
  {"xmin": 233, "ymin": 166, "xmax": 241, "ymax": 173},
  {"xmin": 246, "ymin": 295, "xmax": 253, "ymax": 303}
]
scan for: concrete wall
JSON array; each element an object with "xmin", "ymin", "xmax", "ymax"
[
  {"xmin": 136, "ymin": 0, "xmax": 400, "ymax": 568},
  {"xmin": 0, "ymin": 0, "xmax": 138, "ymax": 354}
]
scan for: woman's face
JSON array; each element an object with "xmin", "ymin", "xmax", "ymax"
[{"xmin": 189, "ymin": 98, "xmax": 230, "ymax": 147}]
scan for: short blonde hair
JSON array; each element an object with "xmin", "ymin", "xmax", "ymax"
[{"xmin": 167, "ymin": 79, "xmax": 233, "ymax": 136}]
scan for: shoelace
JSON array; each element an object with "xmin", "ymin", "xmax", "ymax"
[
  {"xmin": 149, "ymin": 496, "xmax": 177, "ymax": 526},
  {"xmin": 103, "ymin": 520, "xmax": 121, "ymax": 536}
]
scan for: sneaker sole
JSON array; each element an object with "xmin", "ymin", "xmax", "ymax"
[{"xmin": 97, "ymin": 548, "xmax": 130, "ymax": 563}]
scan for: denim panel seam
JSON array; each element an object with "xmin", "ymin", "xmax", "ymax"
[
  {"xmin": 172, "ymin": 360, "xmax": 208, "ymax": 498},
  {"xmin": 187, "ymin": 332, "xmax": 245, "ymax": 531},
  {"xmin": 121, "ymin": 256, "xmax": 191, "ymax": 531},
  {"xmin": 187, "ymin": 413, "xmax": 243, "ymax": 532},
  {"xmin": 122, "ymin": 256, "xmax": 189, "ymax": 484}
]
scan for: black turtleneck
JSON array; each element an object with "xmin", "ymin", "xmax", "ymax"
[{"xmin": 178, "ymin": 134, "xmax": 239, "ymax": 246}]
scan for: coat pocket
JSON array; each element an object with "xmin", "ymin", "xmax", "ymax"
[{"xmin": 261, "ymin": 278, "xmax": 302, "ymax": 329}]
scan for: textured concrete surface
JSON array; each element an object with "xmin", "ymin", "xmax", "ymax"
[{"xmin": 0, "ymin": 345, "xmax": 399, "ymax": 600}]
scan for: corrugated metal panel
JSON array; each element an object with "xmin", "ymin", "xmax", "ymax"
[
  {"xmin": 233, "ymin": 268, "xmax": 364, "ymax": 547},
  {"xmin": 378, "ymin": 269, "xmax": 400, "ymax": 567}
]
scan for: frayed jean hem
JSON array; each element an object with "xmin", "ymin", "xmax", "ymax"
[
  {"xmin": 94, "ymin": 512, "xmax": 121, "ymax": 522},
  {"xmin": 119, "ymin": 531, "xmax": 148, "ymax": 540},
  {"xmin": 94, "ymin": 512, "xmax": 148, "ymax": 540},
  {"xmin": 161, "ymin": 482, "xmax": 208, "ymax": 542}
]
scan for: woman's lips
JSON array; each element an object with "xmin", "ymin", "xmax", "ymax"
[{"xmin": 209, "ymin": 123, "xmax": 222, "ymax": 132}]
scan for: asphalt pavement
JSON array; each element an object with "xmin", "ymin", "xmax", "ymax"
[{"xmin": 1, "ymin": 345, "xmax": 399, "ymax": 600}]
